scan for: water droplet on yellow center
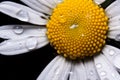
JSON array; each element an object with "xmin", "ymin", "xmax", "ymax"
[{"xmin": 46, "ymin": 0, "xmax": 108, "ymax": 60}]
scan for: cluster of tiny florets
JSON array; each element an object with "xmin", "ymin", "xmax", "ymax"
[{"xmin": 46, "ymin": 0, "xmax": 108, "ymax": 59}]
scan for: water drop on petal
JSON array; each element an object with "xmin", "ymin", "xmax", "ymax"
[
  {"xmin": 109, "ymin": 49, "xmax": 115, "ymax": 56},
  {"xmin": 116, "ymin": 34, "xmax": 120, "ymax": 41},
  {"xmin": 13, "ymin": 26, "xmax": 24, "ymax": 34},
  {"xmin": 89, "ymin": 70, "xmax": 94, "ymax": 75},
  {"xmin": 96, "ymin": 63, "xmax": 102, "ymax": 69},
  {"xmin": 100, "ymin": 71, "xmax": 106, "ymax": 76},
  {"xmin": 16, "ymin": 10, "xmax": 29, "ymax": 21},
  {"xmin": 25, "ymin": 38, "xmax": 38, "ymax": 50}
]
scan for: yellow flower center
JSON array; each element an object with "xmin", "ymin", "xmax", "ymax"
[{"xmin": 46, "ymin": 0, "xmax": 108, "ymax": 59}]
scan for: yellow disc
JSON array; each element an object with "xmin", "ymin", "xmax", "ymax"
[{"xmin": 47, "ymin": 0, "xmax": 108, "ymax": 60}]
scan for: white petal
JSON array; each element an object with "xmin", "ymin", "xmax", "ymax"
[
  {"xmin": 37, "ymin": 56, "xmax": 71, "ymax": 80},
  {"xmin": 105, "ymin": 0, "xmax": 120, "ymax": 18},
  {"xmin": 84, "ymin": 58, "xmax": 100, "ymax": 80},
  {"xmin": 0, "ymin": 25, "xmax": 49, "ymax": 55},
  {"xmin": 37, "ymin": 0, "xmax": 56, "ymax": 8},
  {"xmin": 102, "ymin": 45, "xmax": 120, "ymax": 72},
  {"xmin": 0, "ymin": 1, "xmax": 48, "ymax": 25},
  {"xmin": 109, "ymin": 15, "xmax": 120, "ymax": 28},
  {"xmin": 108, "ymin": 29, "xmax": 120, "ymax": 41},
  {"xmin": 0, "ymin": 25, "xmax": 47, "ymax": 40},
  {"xmin": 38, "ymin": 0, "xmax": 63, "ymax": 9},
  {"xmin": 93, "ymin": 0, "xmax": 105, "ymax": 5},
  {"xmin": 94, "ymin": 54, "xmax": 120, "ymax": 80},
  {"xmin": 0, "ymin": 36, "xmax": 48, "ymax": 55},
  {"xmin": 70, "ymin": 61, "xmax": 87, "ymax": 80},
  {"xmin": 20, "ymin": 0, "xmax": 52, "ymax": 15},
  {"xmin": 108, "ymin": 13, "xmax": 120, "ymax": 41}
]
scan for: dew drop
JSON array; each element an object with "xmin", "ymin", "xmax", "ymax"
[
  {"xmin": 16, "ymin": 10, "xmax": 29, "ymax": 21},
  {"xmin": 116, "ymin": 34, "xmax": 120, "ymax": 41},
  {"xmin": 100, "ymin": 71, "xmax": 106, "ymax": 76},
  {"xmin": 109, "ymin": 49, "xmax": 115, "ymax": 56},
  {"xmin": 13, "ymin": 26, "xmax": 24, "ymax": 34},
  {"xmin": 16, "ymin": 43, "xmax": 23, "ymax": 50},
  {"xmin": 25, "ymin": 38, "xmax": 38, "ymax": 50},
  {"xmin": 70, "ymin": 24, "xmax": 78, "ymax": 29},
  {"xmin": 96, "ymin": 63, "xmax": 102, "ymax": 69},
  {"xmin": 69, "ymin": 71, "xmax": 73, "ymax": 75},
  {"xmin": 89, "ymin": 70, "xmax": 94, "ymax": 75}
]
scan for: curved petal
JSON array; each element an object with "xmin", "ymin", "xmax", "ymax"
[
  {"xmin": 20, "ymin": 0, "xmax": 52, "ymax": 15},
  {"xmin": 0, "ymin": 25, "xmax": 47, "ymax": 39},
  {"xmin": 102, "ymin": 45, "xmax": 120, "ymax": 72},
  {"xmin": 37, "ymin": 0, "xmax": 63, "ymax": 9},
  {"xmin": 108, "ymin": 29, "xmax": 120, "ymax": 41},
  {"xmin": 105, "ymin": 0, "xmax": 120, "ymax": 18},
  {"xmin": 37, "ymin": 56, "xmax": 72, "ymax": 80},
  {"xmin": 69, "ymin": 61, "xmax": 87, "ymax": 80},
  {"xmin": 108, "ymin": 15, "xmax": 120, "ymax": 41},
  {"xmin": 0, "ymin": 36, "xmax": 48, "ymax": 55},
  {"xmin": 0, "ymin": 1, "xmax": 48, "ymax": 25},
  {"xmin": 94, "ymin": 54, "xmax": 120, "ymax": 80},
  {"xmin": 84, "ymin": 58, "xmax": 100, "ymax": 80},
  {"xmin": 93, "ymin": 0, "xmax": 106, "ymax": 5},
  {"xmin": 107, "ymin": 0, "xmax": 120, "ymax": 41},
  {"xmin": 0, "ymin": 25, "xmax": 49, "ymax": 55},
  {"xmin": 37, "ymin": 0, "xmax": 56, "ymax": 8}
]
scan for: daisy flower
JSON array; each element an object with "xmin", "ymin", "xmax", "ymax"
[{"xmin": 0, "ymin": 0, "xmax": 120, "ymax": 80}]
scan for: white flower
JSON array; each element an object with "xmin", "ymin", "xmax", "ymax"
[{"xmin": 0, "ymin": 0, "xmax": 120, "ymax": 80}]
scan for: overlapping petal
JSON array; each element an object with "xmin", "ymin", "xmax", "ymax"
[
  {"xmin": 106, "ymin": 0, "xmax": 120, "ymax": 41},
  {"xmin": 84, "ymin": 58, "xmax": 100, "ymax": 80},
  {"xmin": 0, "ymin": 25, "xmax": 49, "ymax": 55},
  {"xmin": 70, "ymin": 61, "xmax": 87, "ymax": 80},
  {"xmin": 20, "ymin": 0, "xmax": 52, "ymax": 15},
  {"xmin": 0, "ymin": 1, "xmax": 48, "ymax": 25},
  {"xmin": 37, "ymin": 56, "xmax": 72, "ymax": 80},
  {"xmin": 102, "ymin": 45, "xmax": 120, "ymax": 72},
  {"xmin": 94, "ymin": 54, "xmax": 120, "ymax": 80}
]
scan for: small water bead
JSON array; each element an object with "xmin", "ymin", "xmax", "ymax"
[
  {"xmin": 115, "ymin": 34, "xmax": 120, "ymax": 41},
  {"xmin": 109, "ymin": 49, "xmax": 115, "ymax": 56},
  {"xmin": 13, "ymin": 25, "xmax": 24, "ymax": 34},
  {"xmin": 89, "ymin": 70, "xmax": 94, "ymax": 75},
  {"xmin": 70, "ymin": 24, "xmax": 78, "ymax": 29},
  {"xmin": 100, "ymin": 71, "xmax": 107, "ymax": 76},
  {"xmin": 96, "ymin": 63, "xmax": 102, "ymax": 69},
  {"xmin": 25, "ymin": 38, "xmax": 38, "ymax": 50},
  {"xmin": 15, "ymin": 43, "xmax": 24, "ymax": 50},
  {"xmin": 16, "ymin": 10, "xmax": 29, "ymax": 21}
]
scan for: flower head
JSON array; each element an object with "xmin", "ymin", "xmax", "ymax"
[
  {"xmin": 0, "ymin": 0, "xmax": 120, "ymax": 80},
  {"xmin": 47, "ymin": 0, "xmax": 108, "ymax": 59}
]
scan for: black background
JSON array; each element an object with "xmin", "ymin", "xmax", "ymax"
[{"xmin": 0, "ymin": 0, "xmax": 55, "ymax": 80}]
